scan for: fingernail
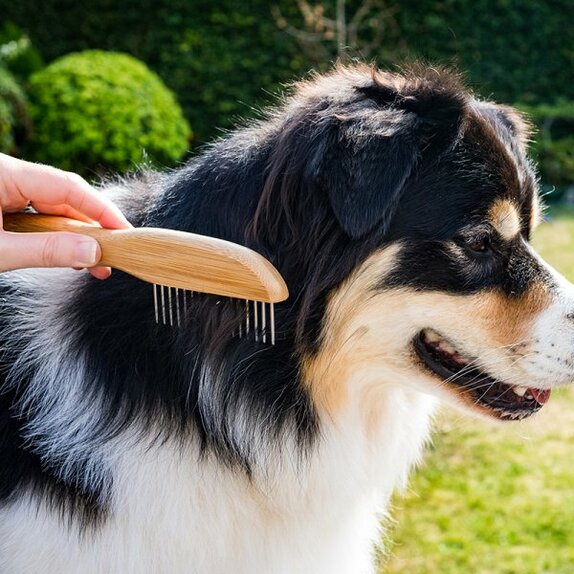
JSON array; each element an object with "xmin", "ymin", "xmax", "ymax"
[{"xmin": 74, "ymin": 238, "xmax": 99, "ymax": 267}]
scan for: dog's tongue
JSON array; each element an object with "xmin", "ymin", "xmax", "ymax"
[{"xmin": 529, "ymin": 388, "xmax": 551, "ymax": 405}]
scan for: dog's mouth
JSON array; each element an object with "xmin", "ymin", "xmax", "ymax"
[{"xmin": 414, "ymin": 329, "xmax": 550, "ymax": 420}]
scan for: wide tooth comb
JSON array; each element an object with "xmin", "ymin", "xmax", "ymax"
[{"xmin": 3, "ymin": 213, "xmax": 288, "ymax": 345}]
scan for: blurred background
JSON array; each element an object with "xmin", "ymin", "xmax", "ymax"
[
  {"xmin": 1, "ymin": 0, "xmax": 573, "ymax": 198},
  {"xmin": 1, "ymin": 1, "xmax": 574, "ymax": 572}
]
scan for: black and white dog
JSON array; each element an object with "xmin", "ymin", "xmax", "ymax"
[{"xmin": 1, "ymin": 64, "xmax": 573, "ymax": 573}]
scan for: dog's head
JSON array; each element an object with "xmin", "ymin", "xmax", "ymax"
[{"xmin": 250, "ymin": 64, "xmax": 574, "ymax": 423}]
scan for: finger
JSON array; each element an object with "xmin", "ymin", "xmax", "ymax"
[
  {"xmin": 0, "ymin": 231, "xmax": 101, "ymax": 272},
  {"xmin": 5, "ymin": 159, "xmax": 131, "ymax": 229},
  {"xmin": 88, "ymin": 266, "xmax": 112, "ymax": 280},
  {"xmin": 73, "ymin": 267, "xmax": 112, "ymax": 279},
  {"xmin": 24, "ymin": 204, "xmax": 115, "ymax": 279},
  {"xmin": 29, "ymin": 202, "xmax": 96, "ymax": 224},
  {"xmin": 74, "ymin": 265, "xmax": 113, "ymax": 279}
]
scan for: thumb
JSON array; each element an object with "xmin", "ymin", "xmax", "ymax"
[{"xmin": 0, "ymin": 231, "xmax": 101, "ymax": 272}]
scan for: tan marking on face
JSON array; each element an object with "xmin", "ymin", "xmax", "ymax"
[
  {"xmin": 301, "ymin": 242, "xmax": 553, "ymax": 430},
  {"xmin": 300, "ymin": 245, "xmax": 402, "ymax": 417},
  {"xmin": 470, "ymin": 282, "xmax": 551, "ymax": 347},
  {"xmin": 488, "ymin": 199, "xmax": 521, "ymax": 240}
]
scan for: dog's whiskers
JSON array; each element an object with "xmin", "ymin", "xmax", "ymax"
[
  {"xmin": 435, "ymin": 339, "xmax": 534, "ymax": 389},
  {"xmin": 426, "ymin": 340, "xmax": 538, "ymax": 409}
]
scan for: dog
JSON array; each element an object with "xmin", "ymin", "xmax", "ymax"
[{"xmin": 1, "ymin": 63, "xmax": 573, "ymax": 574}]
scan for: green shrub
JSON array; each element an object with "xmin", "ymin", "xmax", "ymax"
[
  {"xmin": 0, "ymin": 66, "xmax": 29, "ymax": 154},
  {"xmin": 27, "ymin": 50, "xmax": 191, "ymax": 175},
  {"xmin": 520, "ymin": 101, "xmax": 574, "ymax": 201}
]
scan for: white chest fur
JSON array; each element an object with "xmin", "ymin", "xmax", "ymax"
[{"xmin": 0, "ymin": 386, "xmax": 434, "ymax": 574}]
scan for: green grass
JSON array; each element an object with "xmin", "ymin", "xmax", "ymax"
[{"xmin": 381, "ymin": 208, "xmax": 574, "ymax": 574}]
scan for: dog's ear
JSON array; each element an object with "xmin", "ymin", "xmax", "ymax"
[
  {"xmin": 319, "ymin": 107, "xmax": 420, "ymax": 239},
  {"xmin": 318, "ymin": 78, "xmax": 466, "ymax": 239},
  {"xmin": 474, "ymin": 102, "xmax": 533, "ymax": 152}
]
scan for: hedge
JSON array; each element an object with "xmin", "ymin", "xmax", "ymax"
[
  {"xmin": 520, "ymin": 101, "xmax": 574, "ymax": 198},
  {"xmin": 5, "ymin": 0, "xmax": 571, "ymax": 143}
]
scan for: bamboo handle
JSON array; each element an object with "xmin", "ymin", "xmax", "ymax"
[{"xmin": 3, "ymin": 213, "xmax": 289, "ymax": 303}]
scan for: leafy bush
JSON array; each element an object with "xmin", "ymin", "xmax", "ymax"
[
  {"xmin": 520, "ymin": 101, "xmax": 574, "ymax": 200},
  {"xmin": 27, "ymin": 50, "xmax": 191, "ymax": 175},
  {"xmin": 0, "ymin": 66, "xmax": 29, "ymax": 154}
]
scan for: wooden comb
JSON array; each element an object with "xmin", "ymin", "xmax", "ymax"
[{"xmin": 3, "ymin": 212, "xmax": 289, "ymax": 344}]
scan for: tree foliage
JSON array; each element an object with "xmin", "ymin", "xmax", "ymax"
[
  {"xmin": 393, "ymin": 0, "xmax": 574, "ymax": 106},
  {"xmin": 520, "ymin": 101, "xmax": 574, "ymax": 195},
  {"xmin": 2, "ymin": 0, "xmax": 573, "ymax": 143},
  {"xmin": 0, "ymin": 66, "xmax": 28, "ymax": 154}
]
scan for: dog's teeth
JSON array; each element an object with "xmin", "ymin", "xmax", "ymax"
[
  {"xmin": 452, "ymin": 353, "xmax": 468, "ymax": 365},
  {"xmin": 440, "ymin": 342, "xmax": 456, "ymax": 355},
  {"xmin": 424, "ymin": 329, "xmax": 441, "ymax": 343},
  {"xmin": 512, "ymin": 385, "xmax": 528, "ymax": 397}
]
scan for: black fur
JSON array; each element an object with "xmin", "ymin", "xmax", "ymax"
[{"xmin": 0, "ymin": 64, "xmax": 540, "ymax": 525}]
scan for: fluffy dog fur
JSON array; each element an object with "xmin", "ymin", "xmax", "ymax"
[{"xmin": 1, "ymin": 64, "xmax": 574, "ymax": 573}]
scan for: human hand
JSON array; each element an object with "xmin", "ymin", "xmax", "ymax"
[{"xmin": 0, "ymin": 153, "xmax": 131, "ymax": 279}]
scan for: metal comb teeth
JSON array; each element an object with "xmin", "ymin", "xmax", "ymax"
[{"xmin": 153, "ymin": 284, "xmax": 276, "ymax": 345}]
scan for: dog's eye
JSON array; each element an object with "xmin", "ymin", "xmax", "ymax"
[{"xmin": 466, "ymin": 237, "xmax": 491, "ymax": 253}]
